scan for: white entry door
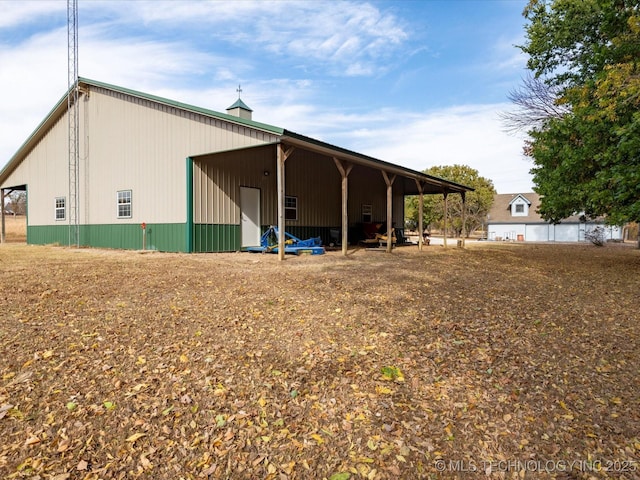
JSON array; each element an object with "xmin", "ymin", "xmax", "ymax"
[{"xmin": 240, "ymin": 187, "xmax": 261, "ymax": 247}]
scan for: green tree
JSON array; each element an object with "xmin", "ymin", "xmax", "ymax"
[
  {"xmin": 516, "ymin": 0, "xmax": 640, "ymax": 245},
  {"xmin": 405, "ymin": 165, "xmax": 496, "ymax": 237}
]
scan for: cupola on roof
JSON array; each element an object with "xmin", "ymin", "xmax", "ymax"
[{"xmin": 226, "ymin": 84, "xmax": 252, "ymax": 120}]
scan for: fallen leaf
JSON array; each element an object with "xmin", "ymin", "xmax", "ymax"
[
  {"xmin": 329, "ymin": 473, "xmax": 351, "ymax": 480},
  {"xmin": 140, "ymin": 453, "xmax": 153, "ymax": 470},
  {"xmin": 126, "ymin": 432, "xmax": 147, "ymax": 443},
  {"xmin": 0, "ymin": 403, "xmax": 13, "ymax": 420}
]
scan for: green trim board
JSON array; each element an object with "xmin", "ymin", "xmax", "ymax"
[
  {"xmin": 186, "ymin": 157, "xmax": 194, "ymax": 253},
  {"xmin": 27, "ymin": 223, "xmax": 186, "ymax": 252}
]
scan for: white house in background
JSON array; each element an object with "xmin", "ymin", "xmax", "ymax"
[{"xmin": 487, "ymin": 193, "xmax": 623, "ymax": 242}]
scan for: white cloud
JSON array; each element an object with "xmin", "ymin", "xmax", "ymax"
[
  {"xmin": 258, "ymin": 2, "xmax": 408, "ymax": 75},
  {"xmin": 78, "ymin": 0, "xmax": 409, "ymax": 77},
  {"xmin": 0, "ymin": 1, "xmax": 65, "ymax": 28},
  {"xmin": 358, "ymin": 105, "xmax": 533, "ymax": 193},
  {"xmin": 79, "ymin": 27, "xmax": 215, "ymax": 88},
  {"xmin": 0, "ymin": 26, "xmax": 68, "ymax": 165}
]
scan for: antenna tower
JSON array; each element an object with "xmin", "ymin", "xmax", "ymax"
[{"xmin": 67, "ymin": 0, "xmax": 79, "ymax": 246}]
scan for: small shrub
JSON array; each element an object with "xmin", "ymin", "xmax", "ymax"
[{"xmin": 585, "ymin": 226, "xmax": 606, "ymax": 246}]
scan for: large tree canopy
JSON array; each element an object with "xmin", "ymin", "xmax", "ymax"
[
  {"xmin": 517, "ymin": 0, "xmax": 640, "ymax": 228},
  {"xmin": 405, "ymin": 165, "xmax": 495, "ymax": 237}
]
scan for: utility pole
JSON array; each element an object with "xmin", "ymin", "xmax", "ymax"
[{"xmin": 67, "ymin": 0, "xmax": 79, "ymax": 247}]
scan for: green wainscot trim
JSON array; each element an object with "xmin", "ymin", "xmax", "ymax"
[
  {"xmin": 27, "ymin": 224, "xmax": 69, "ymax": 246},
  {"xmin": 28, "ymin": 223, "xmax": 186, "ymax": 252},
  {"xmin": 192, "ymin": 224, "xmax": 240, "ymax": 252},
  {"xmin": 26, "ymin": 223, "xmax": 330, "ymax": 253}
]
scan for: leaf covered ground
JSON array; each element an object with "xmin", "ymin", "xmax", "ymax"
[{"xmin": 0, "ymin": 242, "xmax": 639, "ymax": 479}]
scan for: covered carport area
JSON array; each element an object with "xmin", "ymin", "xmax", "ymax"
[
  {"xmin": 187, "ymin": 130, "xmax": 472, "ymax": 257},
  {"xmin": 276, "ymin": 130, "xmax": 473, "ymax": 259}
]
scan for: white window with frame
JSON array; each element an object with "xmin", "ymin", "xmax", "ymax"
[
  {"xmin": 362, "ymin": 204, "xmax": 372, "ymax": 223},
  {"xmin": 117, "ymin": 190, "xmax": 132, "ymax": 219},
  {"xmin": 512, "ymin": 201, "xmax": 527, "ymax": 216},
  {"xmin": 55, "ymin": 197, "xmax": 66, "ymax": 221},
  {"xmin": 285, "ymin": 195, "xmax": 297, "ymax": 220}
]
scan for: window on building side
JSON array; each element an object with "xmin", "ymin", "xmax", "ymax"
[
  {"xmin": 117, "ymin": 190, "xmax": 132, "ymax": 218},
  {"xmin": 515, "ymin": 204, "xmax": 524, "ymax": 214},
  {"xmin": 362, "ymin": 204, "xmax": 372, "ymax": 223},
  {"xmin": 285, "ymin": 195, "xmax": 297, "ymax": 220},
  {"xmin": 55, "ymin": 197, "xmax": 66, "ymax": 221}
]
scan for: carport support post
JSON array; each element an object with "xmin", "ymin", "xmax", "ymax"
[
  {"xmin": 277, "ymin": 145, "xmax": 285, "ymax": 261},
  {"xmin": 414, "ymin": 180, "xmax": 424, "ymax": 251},
  {"xmin": 443, "ymin": 191, "xmax": 449, "ymax": 248},
  {"xmin": 333, "ymin": 157, "xmax": 352, "ymax": 256},
  {"xmin": 460, "ymin": 191, "xmax": 466, "ymax": 248},
  {"xmin": 1, "ymin": 188, "xmax": 5, "ymax": 244},
  {"xmin": 276, "ymin": 145, "xmax": 295, "ymax": 261},
  {"xmin": 382, "ymin": 171, "xmax": 396, "ymax": 253}
]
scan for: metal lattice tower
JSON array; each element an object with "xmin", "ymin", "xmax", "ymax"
[{"xmin": 67, "ymin": 0, "xmax": 79, "ymax": 246}]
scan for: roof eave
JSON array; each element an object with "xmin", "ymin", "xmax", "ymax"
[
  {"xmin": 281, "ymin": 130, "xmax": 473, "ymax": 194},
  {"xmin": 508, "ymin": 193, "xmax": 532, "ymax": 206}
]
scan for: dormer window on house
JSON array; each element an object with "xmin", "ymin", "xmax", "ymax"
[{"xmin": 509, "ymin": 194, "xmax": 531, "ymax": 217}]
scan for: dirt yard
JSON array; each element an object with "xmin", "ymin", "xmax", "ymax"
[{"xmin": 0, "ymin": 242, "xmax": 639, "ymax": 479}]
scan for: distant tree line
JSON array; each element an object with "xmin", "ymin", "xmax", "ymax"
[{"xmin": 405, "ymin": 165, "xmax": 495, "ymax": 238}]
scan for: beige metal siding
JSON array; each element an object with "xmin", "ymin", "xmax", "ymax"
[
  {"xmin": 194, "ymin": 146, "xmax": 275, "ymax": 224},
  {"xmin": 82, "ymin": 87, "xmax": 278, "ymax": 225},
  {"xmin": 2, "ymin": 112, "xmax": 70, "ymax": 226},
  {"xmin": 194, "ymin": 147, "xmax": 342, "ymax": 227}
]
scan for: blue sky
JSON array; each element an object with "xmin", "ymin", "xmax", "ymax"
[{"xmin": 0, "ymin": 0, "xmax": 532, "ymax": 193}]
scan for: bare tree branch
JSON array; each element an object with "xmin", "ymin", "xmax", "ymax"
[{"xmin": 500, "ymin": 75, "xmax": 571, "ymax": 134}]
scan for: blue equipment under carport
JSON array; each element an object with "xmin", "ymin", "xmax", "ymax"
[{"xmin": 246, "ymin": 226, "xmax": 325, "ymax": 255}]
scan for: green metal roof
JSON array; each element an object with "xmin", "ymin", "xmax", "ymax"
[{"xmin": 226, "ymin": 98, "xmax": 253, "ymax": 112}]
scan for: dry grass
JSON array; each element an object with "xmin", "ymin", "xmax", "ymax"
[
  {"xmin": 2, "ymin": 216, "xmax": 26, "ymax": 242},
  {"xmin": 0, "ymin": 242, "xmax": 639, "ymax": 479}
]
